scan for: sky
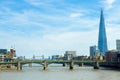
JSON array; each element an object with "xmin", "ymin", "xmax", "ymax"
[{"xmin": 0, "ymin": 0, "xmax": 120, "ymax": 58}]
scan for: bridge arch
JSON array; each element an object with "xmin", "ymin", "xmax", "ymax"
[{"xmin": 21, "ymin": 62, "xmax": 44, "ymax": 66}]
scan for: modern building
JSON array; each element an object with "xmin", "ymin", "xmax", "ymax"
[
  {"xmin": 17, "ymin": 56, "xmax": 25, "ymax": 60},
  {"xmin": 76, "ymin": 56, "xmax": 88, "ymax": 60},
  {"xmin": 98, "ymin": 9, "xmax": 108, "ymax": 56},
  {"xmin": 90, "ymin": 45, "xmax": 99, "ymax": 56},
  {"xmin": 0, "ymin": 49, "xmax": 8, "ymax": 54},
  {"xmin": 64, "ymin": 51, "xmax": 76, "ymax": 60},
  {"xmin": 105, "ymin": 50, "xmax": 119, "ymax": 62},
  {"xmin": 0, "ymin": 48, "xmax": 16, "ymax": 61},
  {"xmin": 116, "ymin": 39, "xmax": 120, "ymax": 52},
  {"xmin": 52, "ymin": 55, "xmax": 63, "ymax": 60},
  {"xmin": 117, "ymin": 54, "xmax": 120, "ymax": 62},
  {"xmin": 0, "ymin": 54, "xmax": 5, "ymax": 62}
]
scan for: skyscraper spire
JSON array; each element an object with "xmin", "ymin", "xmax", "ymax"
[{"xmin": 98, "ymin": 9, "xmax": 108, "ymax": 56}]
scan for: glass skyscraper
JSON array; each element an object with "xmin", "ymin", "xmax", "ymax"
[
  {"xmin": 98, "ymin": 9, "xmax": 108, "ymax": 56},
  {"xmin": 116, "ymin": 40, "xmax": 120, "ymax": 52},
  {"xmin": 90, "ymin": 45, "xmax": 99, "ymax": 56}
]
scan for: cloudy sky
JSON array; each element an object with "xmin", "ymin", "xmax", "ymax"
[{"xmin": 0, "ymin": 0, "xmax": 120, "ymax": 58}]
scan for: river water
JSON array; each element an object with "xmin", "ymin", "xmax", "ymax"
[{"xmin": 0, "ymin": 64, "xmax": 119, "ymax": 80}]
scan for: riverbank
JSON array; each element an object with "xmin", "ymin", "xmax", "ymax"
[{"xmin": 0, "ymin": 65, "xmax": 16, "ymax": 71}]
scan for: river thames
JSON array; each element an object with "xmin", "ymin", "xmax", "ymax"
[{"xmin": 0, "ymin": 64, "xmax": 119, "ymax": 80}]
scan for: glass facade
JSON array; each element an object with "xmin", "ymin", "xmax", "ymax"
[
  {"xmin": 90, "ymin": 45, "xmax": 97, "ymax": 56},
  {"xmin": 90, "ymin": 45, "xmax": 99, "ymax": 56},
  {"xmin": 116, "ymin": 40, "xmax": 120, "ymax": 52},
  {"xmin": 0, "ymin": 49, "xmax": 8, "ymax": 54},
  {"xmin": 98, "ymin": 10, "xmax": 108, "ymax": 56}
]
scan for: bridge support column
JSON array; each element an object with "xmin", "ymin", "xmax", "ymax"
[
  {"xmin": 29, "ymin": 63, "xmax": 32, "ymax": 67},
  {"xmin": 17, "ymin": 61, "xmax": 22, "ymax": 71},
  {"xmin": 43, "ymin": 60, "xmax": 47, "ymax": 70},
  {"xmin": 63, "ymin": 63, "xmax": 66, "ymax": 67},
  {"xmin": 94, "ymin": 62, "xmax": 99, "ymax": 69},
  {"xmin": 69, "ymin": 60, "xmax": 74, "ymax": 70},
  {"xmin": 79, "ymin": 63, "xmax": 83, "ymax": 67}
]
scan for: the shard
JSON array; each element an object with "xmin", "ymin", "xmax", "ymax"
[{"xmin": 98, "ymin": 9, "xmax": 108, "ymax": 56}]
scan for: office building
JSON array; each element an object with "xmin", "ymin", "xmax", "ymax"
[
  {"xmin": 98, "ymin": 9, "xmax": 108, "ymax": 56},
  {"xmin": 105, "ymin": 50, "xmax": 119, "ymax": 62},
  {"xmin": 90, "ymin": 45, "xmax": 99, "ymax": 56},
  {"xmin": 0, "ymin": 54, "xmax": 5, "ymax": 62},
  {"xmin": 0, "ymin": 48, "xmax": 16, "ymax": 61},
  {"xmin": 64, "ymin": 51, "xmax": 76, "ymax": 60},
  {"xmin": 0, "ymin": 49, "xmax": 8, "ymax": 54},
  {"xmin": 52, "ymin": 55, "xmax": 63, "ymax": 60},
  {"xmin": 116, "ymin": 39, "xmax": 120, "ymax": 52}
]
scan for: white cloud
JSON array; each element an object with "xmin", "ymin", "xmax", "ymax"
[
  {"xmin": 0, "ymin": 29, "xmax": 98, "ymax": 58},
  {"xmin": 0, "ymin": 5, "xmax": 99, "ymax": 58},
  {"xmin": 25, "ymin": 0, "xmax": 44, "ymax": 6},
  {"xmin": 101, "ymin": 0, "xmax": 116, "ymax": 9},
  {"xmin": 106, "ymin": 26, "xmax": 120, "ymax": 50},
  {"xmin": 106, "ymin": 0, "xmax": 115, "ymax": 4},
  {"xmin": 69, "ymin": 13, "xmax": 83, "ymax": 18},
  {"xmin": 24, "ymin": 0, "xmax": 63, "ymax": 8}
]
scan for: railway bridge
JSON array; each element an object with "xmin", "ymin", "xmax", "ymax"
[{"xmin": 0, "ymin": 60, "xmax": 119, "ymax": 70}]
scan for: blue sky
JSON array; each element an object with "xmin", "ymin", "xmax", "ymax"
[{"xmin": 0, "ymin": 0, "xmax": 120, "ymax": 58}]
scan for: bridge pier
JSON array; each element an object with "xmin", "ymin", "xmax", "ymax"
[
  {"xmin": 63, "ymin": 63, "xmax": 66, "ymax": 67},
  {"xmin": 43, "ymin": 60, "xmax": 47, "ymax": 70},
  {"xmin": 17, "ymin": 61, "xmax": 22, "ymax": 71},
  {"xmin": 79, "ymin": 63, "xmax": 84, "ymax": 67},
  {"xmin": 29, "ymin": 63, "xmax": 32, "ymax": 67},
  {"xmin": 69, "ymin": 60, "xmax": 74, "ymax": 70},
  {"xmin": 94, "ymin": 62, "xmax": 99, "ymax": 69}
]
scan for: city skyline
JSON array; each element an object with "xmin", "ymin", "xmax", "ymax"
[{"xmin": 0, "ymin": 0, "xmax": 120, "ymax": 58}]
